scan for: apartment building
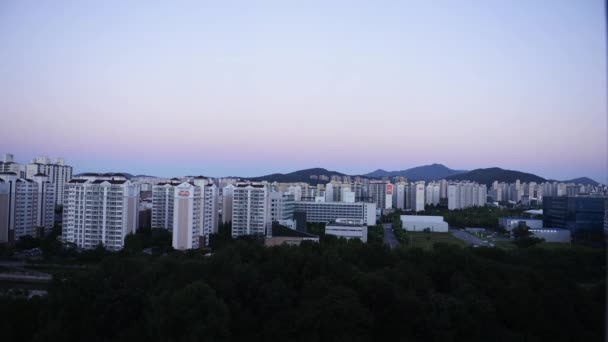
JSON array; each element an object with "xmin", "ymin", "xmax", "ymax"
[
  {"xmin": 231, "ymin": 183, "xmax": 270, "ymax": 238},
  {"xmin": 62, "ymin": 176, "xmax": 139, "ymax": 251}
]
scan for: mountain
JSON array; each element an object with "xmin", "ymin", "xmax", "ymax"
[
  {"xmin": 445, "ymin": 167, "xmax": 546, "ymax": 186},
  {"xmin": 365, "ymin": 164, "xmax": 467, "ymax": 181},
  {"xmin": 561, "ymin": 177, "xmax": 600, "ymax": 186},
  {"xmin": 248, "ymin": 168, "xmax": 350, "ymax": 184}
]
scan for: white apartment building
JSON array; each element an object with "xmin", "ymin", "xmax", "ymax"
[
  {"xmin": 32, "ymin": 173, "xmax": 56, "ymax": 232},
  {"xmin": 270, "ymin": 192, "xmax": 295, "ymax": 222},
  {"xmin": 368, "ymin": 180, "xmax": 392, "ymax": 210},
  {"xmin": 231, "ymin": 183, "xmax": 271, "ymax": 238},
  {"xmin": 151, "ymin": 181, "xmax": 180, "ymax": 229},
  {"xmin": 172, "ymin": 182, "xmax": 202, "ymax": 250},
  {"xmin": 425, "ymin": 183, "xmax": 441, "ymax": 206},
  {"xmin": 0, "ymin": 172, "xmax": 49, "ymax": 241},
  {"xmin": 26, "ymin": 156, "xmax": 73, "ymax": 205},
  {"xmin": 199, "ymin": 180, "xmax": 219, "ymax": 243},
  {"xmin": 448, "ymin": 182, "xmax": 487, "ymax": 210},
  {"xmin": 221, "ymin": 184, "xmax": 234, "ymax": 223},
  {"xmin": 409, "ymin": 182, "xmax": 425, "ymax": 212},
  {"xmin": 392, "ymin": 182, "xmax": 406, "ymax": 210},
  {"xmin": 63, "ymin": 176, "xmax": 139, "ymax": 251}
]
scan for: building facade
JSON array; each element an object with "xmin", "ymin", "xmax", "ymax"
[
  {"xmin": 231, "ymin": 183, "xmax": 271, "ymax": 237},
  {"xmin": 63, "ymin": 177, "xmax": 139, "ymax": 251}
]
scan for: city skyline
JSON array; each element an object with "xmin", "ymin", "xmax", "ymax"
[{"xmin": 1, "ymin": 1, "xmax": 606, "ymax": 182}]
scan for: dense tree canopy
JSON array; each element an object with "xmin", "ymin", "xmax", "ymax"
[{"xmin": 1, "ymin": 237, "xmax": 604, "ymax": 341}]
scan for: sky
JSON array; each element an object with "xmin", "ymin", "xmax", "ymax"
[{"xmin": 0, "ymin": 0, "xmax": 606, "ymax": 182}]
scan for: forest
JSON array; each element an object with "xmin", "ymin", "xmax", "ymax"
[{"xmin": 1, "ymin": 229, "xmax": 605, "ymax": 342}]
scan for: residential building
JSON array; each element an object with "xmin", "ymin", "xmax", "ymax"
[
  {"xmin": 32, "ymin": 173, "xmax": 56, "ymax": 233},
  {"xmin": 231, "ymin": 183, "xmax": 271, "ymax": 237},
  {"xmin": 221, "ymin": 184, "xmax": 234, "ymax": 223},
  {"xmin": 270, "ymin": 192, "xmax": 295, "ymax": 222},
  {"xmin": 25, "ymin": 156, "xmax": 73, "ymax": 205},
  {"xmin": 151, "ymin": 181, "xmax": 180, "ymax": 229},
  {"xmin": 172, "ymin": 182, "xmax": 202, "ymax": 250},
  {"xmin": 62, "ymin": 176, "xmax": 139, "ymax": 251},
  {"xmin": 368, "ymin": 180, "xmax": 392, "ymax": 210},
  {"xmin": 409, "ymin": 182, "xmax": 425, "ymax": 212}
]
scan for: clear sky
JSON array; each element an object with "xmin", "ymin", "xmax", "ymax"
[{"xmin": 1, "ymin": 0, "xmax": 606, "ymax": 182}]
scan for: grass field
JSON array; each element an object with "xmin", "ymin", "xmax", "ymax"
[{"xmin": 403, "ymin": 232, "xmax": 468, "ymax": 250}]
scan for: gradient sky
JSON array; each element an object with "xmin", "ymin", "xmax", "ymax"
[{"xmin": 1, "ymin": 0, "xmax": 606, "ymax": 182}]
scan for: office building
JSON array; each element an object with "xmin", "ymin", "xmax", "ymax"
[
  {"xmin": 529, "ymin": 228, "xmax": 571, "ymax": 243},
  {"xmin": 498, "ymin": 217, "xmax": 543, "ymax": 231},
  {"xmin": 543, "ymin": 196, "xmax": 608, "ymax": 234},
  {"xmin": 231, "ymin": 183, "xmax": 271, "ymax": 237},
  {"xmin": 294, "ymin": 201, "xmax": 376, "ymax": 226}
]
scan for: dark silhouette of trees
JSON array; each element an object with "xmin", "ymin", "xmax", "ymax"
[{"xmin": 0, "ymin": 237, "xmax": 604, "ymax": 341}]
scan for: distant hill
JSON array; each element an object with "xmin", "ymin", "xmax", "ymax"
[
  {"xmin": 75, "ymin": 172, "xmax": 134, "ymax": 179},
  {"xmin": 248, "ymin": 168, "xmax": 352, "ymax": 184},
  {"xmin": 561, "ymin": 177, "xmax": 600, "ymax": 186},
  {"xmin": 445, "ymin": 167, "xmax": 546, "ymax": 186},
  {"xmin": 365, "ymin": 164, "xmax": 467, "ymax": 181}
]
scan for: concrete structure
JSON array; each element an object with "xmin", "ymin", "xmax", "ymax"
[
  {"xmin": 231, "ymin": 183, "xmax": 271, "ymax": 237},
  {"xmin": 325, "ymin": 218, "xmax": 368, "ymax": 243},
  {"xmin": 294, "ymin": 201, "xmax": 376, "ymax": 226},
  {"xmin": 400, "ymin": 215, "xmax": 449, "ymax": 232},
  {"xmin": 63, "ymin": 176, "xmax": 139, "ymax": 251},
  {"xmin": 172, "ymin": 182, "xmax": 202, "ymax": 250},
  {"xmin": 498, "ymin": 217, "xmax": 543, "ymax": 231}
]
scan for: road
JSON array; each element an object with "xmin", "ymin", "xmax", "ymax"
[
  {"xmin": 450, "ymin": 229, "xmax": 493, "ymax": 247},
  {"xmin": 382, "ymin": 223, "xmax": 399, "ymax": 249}
]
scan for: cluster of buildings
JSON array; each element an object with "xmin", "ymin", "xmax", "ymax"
[
  {"xmin": 2, "ymin": 152, "xmax": 606, "ymax": 251},
  {"xmin": 1, "ymin": 154, "xmax": 72, "ymax": 242},
  {"xmin": 488, "ymin": 180, "xmax": 605, "ymax": 207}
]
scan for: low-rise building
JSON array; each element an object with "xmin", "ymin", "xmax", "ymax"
[
  {"xmin": 325, "ymin": 219, "xmax": 368, "ymax": 243},
  {"xmin": 400, "ymin": 215, "xmax": 449, "ymax": 232},
  {"xmin": 294, "ymin": 201, "xmax": 376, "ymax": 226},
  {"xmin": 498, "ymin": 217, "xmax": 543, "ymax": 231}
]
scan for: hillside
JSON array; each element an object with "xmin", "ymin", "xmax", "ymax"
[
  {"xmin": 446, "ymin": 167, "xmax": 546, "ymax": 186},
  {"xmin": 561, "ymin": 177, "xmax": 600, "ymax": 186},
  {"xmin": 365, "ymin": 164, "xmax": 467, "ymax": 181},
  {"xmin": 248, "ymin": 168, "xmax": 351, "ymax": 184}
]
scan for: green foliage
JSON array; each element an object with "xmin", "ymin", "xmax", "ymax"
[
  {"xmin": 0, "ymin": 238, "xmax": 604, "ymax": 341},
  {"xmin": 16, "ymin": 235, "xmax": 41, "ymax": 250},
  {"xmin": 423, "ymin": 206, "xmax": 527, "ymax": 229},
  {"xmin": 366, "ymin": 225, "xmax": 384, "ymax": 245}
]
